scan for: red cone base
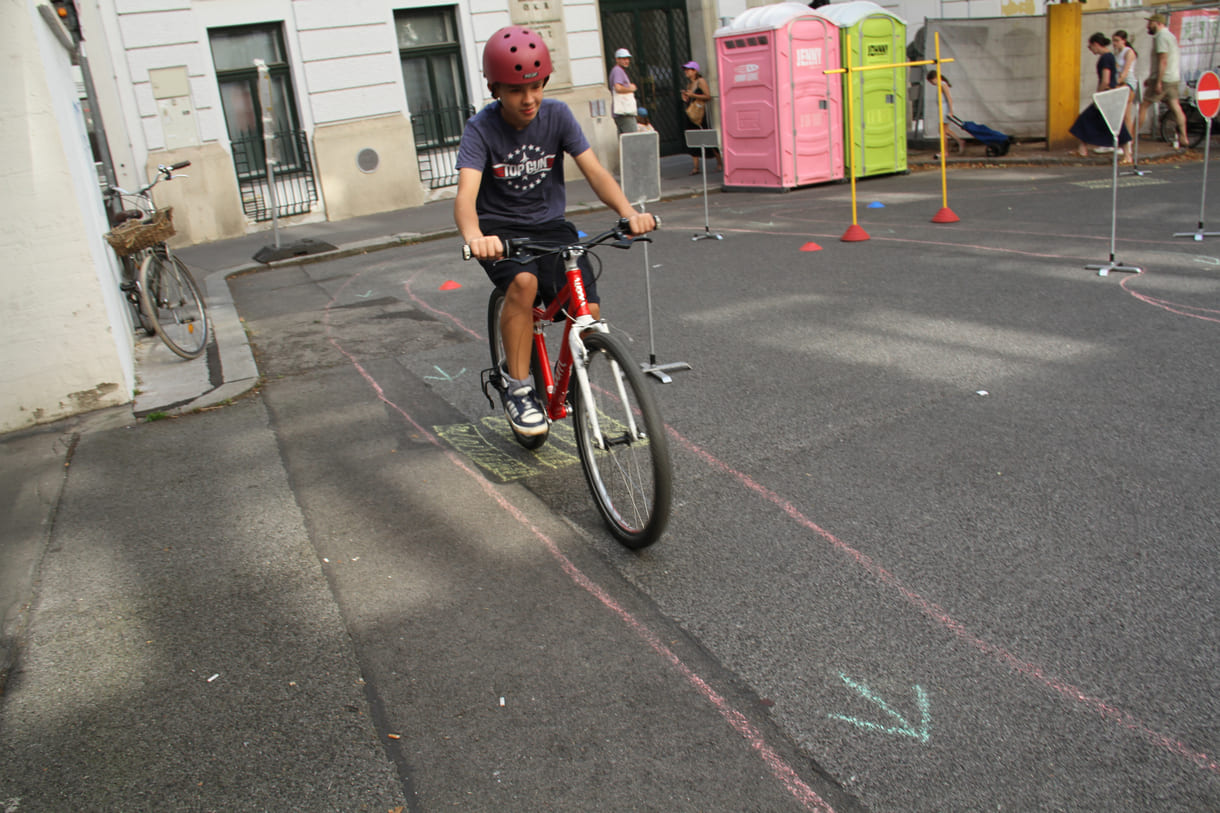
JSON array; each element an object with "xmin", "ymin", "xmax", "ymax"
[
  {"xmin": 801, "ymin": 241, "xmax": 823, "ymax": 251},
  {"xmin": 841, "ymin": 223, "xmax": 870, "ymax": 242},
  {"xmin": 932, "ymin": 207, "xmax": 960, "ymax": 223}
]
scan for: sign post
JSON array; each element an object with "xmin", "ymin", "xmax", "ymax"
[
  {"xmin": 250, "ymin": 61, "xmax": 335, "ymax": 264},
  {"xmin": 685, "ymin": 128, "xmax": 723, "ymax": 241},
  {"xmin": 1174, "ymin": 70, "xmax": 1220, "ymax": 241},
  {"xmin": 1086, "ymin": 86, "xmax": 1142, "ymax": 277},
  {"xmin": 255, "ymin": 60, "xmax": 282, "ymax": 250},
  {"xmin": 621, "ymin": 130, "xmax": 690, "ymax": 383}
]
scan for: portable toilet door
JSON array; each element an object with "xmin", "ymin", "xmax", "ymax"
[
  {"xmin": 715, "ymin": 2, "xmax": 843, "ymax": 190},
  {"xmin": 814, "ymin": 1, "xmax": 906, "ymax": 178}
]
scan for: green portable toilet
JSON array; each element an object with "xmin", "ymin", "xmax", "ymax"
[{"xmin": 813, "ymin": 1, "xmax": 906, "ymax": 178}]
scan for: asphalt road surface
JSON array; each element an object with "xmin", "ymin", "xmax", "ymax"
[{"xmin": 231, "ymin": 160, "xmax": 1220, "ymax": 811}]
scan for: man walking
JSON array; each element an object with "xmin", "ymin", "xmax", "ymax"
[
  {"xmin": 1137, "ymin": 13, "xmax": 1187, "ymax": 149},
  {"xmin": 609, "ymin": 47, "xmax": 638, "ymax": 134}
]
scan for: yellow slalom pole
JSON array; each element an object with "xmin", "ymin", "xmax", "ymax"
[
  {"xmin": 932, "ymin": 31, "xmax": 959, "ymax": 223},
  {"xmin": 824, "ymin": 50, "xmax": 958, "ymax": 237},
  {"xmin": 841, "ymin": 32, "xmax": 869, "ymax": 241}
]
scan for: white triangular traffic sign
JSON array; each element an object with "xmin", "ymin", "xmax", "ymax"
[{"xmin": 1094, "ymin": 86, "xmax": 1131, "ymax": 138}]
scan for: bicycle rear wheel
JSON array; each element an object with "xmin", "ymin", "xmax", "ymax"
[
  {"xmin": 139, "ymin": 251, "xmax": 209, "ymax": 359},
  {"xmin": 487, "ymin": 288, "xmax": 548, "ymax": 450},
  {"xmin": 572, "ymin": 331, "xmax": 671, "ymax": 549}
]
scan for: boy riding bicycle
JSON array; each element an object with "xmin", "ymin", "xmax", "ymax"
[{"xmin": 454, "ymin": 26, "xmax": 655, "ymax": 437}]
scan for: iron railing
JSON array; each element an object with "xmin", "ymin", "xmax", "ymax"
[
  {"xmin": 230, "ymin": 129, "xmax": 318, "ymax": 221},
  {"xmin": 411, "ymin": 105, "xmax": 474, "ymax": 189}
]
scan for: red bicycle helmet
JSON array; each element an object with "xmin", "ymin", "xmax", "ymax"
[{"xmin": 483, "ymin": 26, "xmax": 553, "ymax": 84}]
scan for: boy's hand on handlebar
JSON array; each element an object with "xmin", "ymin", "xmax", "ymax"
[
  {"xmin": 626, "ymin": 212, "xmax": 656, "ymax": 236},
  {"xmin": 465, "ymin": 234, "xmax": 504, "ymax": 261}
]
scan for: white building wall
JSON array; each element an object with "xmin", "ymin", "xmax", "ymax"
[
  {"xmin": 86, "ymin": 0, "xmax": 624, "ymax": 238},
  {"xmin": 1, "ymin": 1, "xmax": 132, "ymax": 433},
  {"xmin": 292, "ymin": 0, "xmax": 406, "ymax": 123}
]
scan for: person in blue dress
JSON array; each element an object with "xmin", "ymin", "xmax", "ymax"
[{"xmin": 1070, "ymin": 32, "xmax": 1132, "ymax": 162}]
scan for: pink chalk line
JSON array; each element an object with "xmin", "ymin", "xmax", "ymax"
[
  {"xmin": 1120, "ymin": 275, "xmax": 1220, "ymax": 323},
  {"xmin": 319, "ymin": 275, "xmax": 835, "ymax": 812}
]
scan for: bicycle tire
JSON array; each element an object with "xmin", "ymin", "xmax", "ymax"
[
  {"xmin": 1187, "ymin": 106, "xmax": 1208, "ymax": 148},
  {"xmin": 571, "ymin": 331, "xmax": 671, "ymax": 549},
  {"xmin": 138, "ymin": 251, "xmax": 209, "ymax": 359},
  {"xmin": 1160, "ymin": 106, "xmax": 1208, "ymax": 148},
  {"xmin": 487, "ymin": 288, "xmax": 548, "ymax": 450},
  {"xmin": 123, "ymin": 255, "xmax": 157, "ymax": 336}
]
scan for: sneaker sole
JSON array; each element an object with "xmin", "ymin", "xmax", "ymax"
[{"xmin": 508, "ymin": 418, "xmax": 549, "ymax": 437}]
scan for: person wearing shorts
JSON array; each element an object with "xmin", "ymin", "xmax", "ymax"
[
  {"xmin": 454, "ymin": 26, "xmax": 655, "ymax": 436},
  {"xmin": 1137, "ymin": 13, "xmax": 1187, "ymax": 149}
]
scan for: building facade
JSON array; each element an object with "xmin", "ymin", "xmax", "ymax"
[
  {"xmin": 9, "ymin": 0, "xmax": 1183, "ymax": 432},
  {"xmin": 83, "ymin": 0, "xmax": 680, "ymax": 246}
]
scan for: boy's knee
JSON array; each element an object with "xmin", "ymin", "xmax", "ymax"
[{"xmin": 506, "ymin": 272, "xmax": 538, "ymax": 302}]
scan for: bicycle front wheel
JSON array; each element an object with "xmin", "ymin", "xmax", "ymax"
[
  {"xmin": 572, "ymin": 332, "xmax": 671, "ymax": 549},
  {"xmin": 139, "ymin": 252, "xmax": 209, "ymax": 359}
]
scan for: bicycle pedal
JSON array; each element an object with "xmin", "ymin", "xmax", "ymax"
[{"xmin": 479, "ymin": 367, "xmax": 503, "ymax": 410}]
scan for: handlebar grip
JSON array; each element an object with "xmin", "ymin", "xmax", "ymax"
[
  {"xmin": 653, "ymin": 215, "xmax": 663, "ymax": 229},
  {"xmin": 463, "ymin": 237, "xmax": 516, "ymax": 261},
  {"xmin": 171, "ymin": 160, "xmax": 191, "ymax": 170}
]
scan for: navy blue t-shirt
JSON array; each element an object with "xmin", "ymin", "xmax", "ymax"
[{"xmin": 455, "ymin": 98, "xmax": 591, "ymax": 226}]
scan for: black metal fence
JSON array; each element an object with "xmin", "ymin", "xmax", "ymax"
[
  {"xmin": 230, "ymin": 129, "xmax": 319, "ymax": 221},
  {"xmin": 411, "ymin": 105, "xmax": 473, "ymax": 189}
]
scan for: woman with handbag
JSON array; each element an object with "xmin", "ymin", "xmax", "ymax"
[{"xmin": 681, "ymin": 61, "xmax": 722, "ymax": 175}]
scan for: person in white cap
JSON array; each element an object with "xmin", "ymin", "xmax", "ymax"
[{"xmin": 609, "ymin": 47, "xmax": 639, "ymax": 134}]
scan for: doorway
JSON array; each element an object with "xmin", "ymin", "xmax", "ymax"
[{"xmin": 600, "ymin": 0, "xmax": 692, "ymax": 155}]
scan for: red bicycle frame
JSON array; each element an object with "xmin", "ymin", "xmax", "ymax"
[{"xmin": 530, "ymin": 248, "xmax": 599, "ymax": 422}]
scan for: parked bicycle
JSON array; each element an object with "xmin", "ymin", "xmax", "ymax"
[
  {"xmin": 104, "ymin": 162, "xmax": 209, "ymax": 360},
  {"xmin": 464, "ymin": 218, "xmax": 672, "ymax": 549}
]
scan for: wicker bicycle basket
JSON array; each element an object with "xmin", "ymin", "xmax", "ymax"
[{"xmin": 105, "ymin": 207, "xmax": 175, "ymax": 257}]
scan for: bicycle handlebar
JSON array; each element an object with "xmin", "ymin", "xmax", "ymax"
[{"xmin": 461, "ymin": 215, "xmax": 661, "ymax": 262}]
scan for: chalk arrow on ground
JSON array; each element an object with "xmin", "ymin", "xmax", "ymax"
[{"xmin": 828, "ymin": 672, "xmax": 930, "ymax": 742}]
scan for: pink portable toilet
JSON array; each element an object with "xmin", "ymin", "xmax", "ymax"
[{"xmin": 714, "ymin": 2, "xmax": 843, "ymax": 190}]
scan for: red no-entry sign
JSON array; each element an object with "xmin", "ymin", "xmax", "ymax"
[{"xmin": 1197, "ymin": 71, "xmax": 1220, "ymax": 119}]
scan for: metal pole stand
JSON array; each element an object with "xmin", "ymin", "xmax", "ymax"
[
  {"xmin": 619, "ymin": 129, "xmax": 691, "ymax": 383},
  {"xmin": 1175, "ymin": 117, "xmax": 1220, "ymax": 241},
  {"xmin": 1087, "ymin": 88, "xmax": 1143, "ymax": 277},
  {"xmin": 1121, "ymin": 96, "xmax": 1150, "ymax": 178},
  {"xmin": 251, "ymin": 60, "xmax": 335, "ymax": 264},
  {"xmin": 638, "ymin": 203, "xmax": 692, "ymax": 383},
  {"xmin": 686, "ymin": 129, "xmax": 722, "ymax": 241},
  {"xmin": 1086, "ymin": 135, "xmax": 1142, "ymax": 276}
]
